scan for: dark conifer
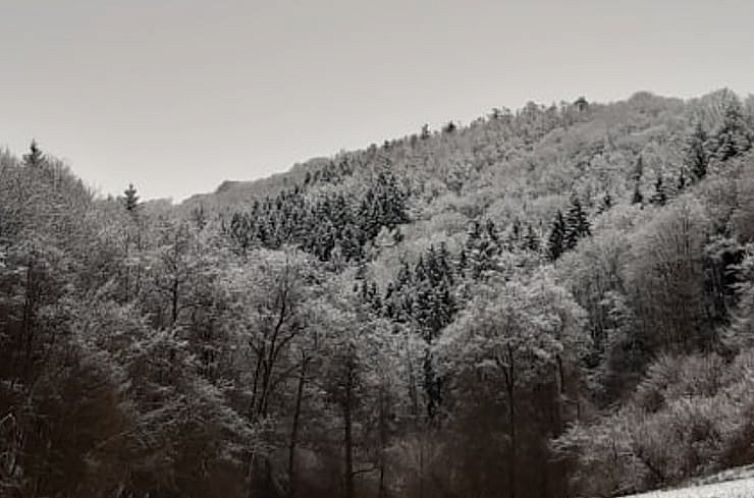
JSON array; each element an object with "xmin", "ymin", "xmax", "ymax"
[
  {"xmin": 457, "ymin": 249, "xmax": 468, "ymax": 273},
  {"xmin": 712, "ymin": 98, "xmax": 753, "ymax": 162},
  {"xmin": 124, "ymin": 183, "xmax": 140, "ymax": 213},
  {"xmin": 597, "ymin": 193, "xmax": 613, "ymax": 214},
  {"xmin": 649, "ymin": 175, "xmax": 667, "ymax": 206},
  {"xmin": 686, "ymin": 121, "xmax": 709, "ymax": 181},
  {"xmin": 574, "ymin": 96, "xmax": 589, "ymax": 112},
  {"xmin": 23, "ymin": 140, "xmax": 45, "ymax": 167},
  {"xmin": 677, "ymin": 169, "xmax": 688, "ymax": 192},
  {"xmin": 565, "ymin": 196, "xmax": 590, "ymax": 250},
  {"xmin": 547, "ymin": 210, "xmax": 567, "ymax": 261},
  {"xmin": 631, "ymin": 181, "xmax": 644, "ymax": 205},
  {"xmin": 524, "ymin": 224, "xmax": 540, "ymax": 253}
]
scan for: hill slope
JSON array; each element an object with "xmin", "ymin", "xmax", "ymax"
[{"xmin": 2, "ymin": 89, "xmax": 754, "ymax": 498}]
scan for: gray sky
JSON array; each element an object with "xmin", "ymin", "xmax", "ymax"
[{"xmin": 1, "ymin": 0, "xmax": 752, "ymax": 201}]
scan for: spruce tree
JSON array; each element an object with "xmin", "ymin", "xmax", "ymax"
[
  {"xmin": 227, "ymin": 212, "xmax": 255, "ymax": 256},
  {"xmin": 443, "ymin": 121, "xmax": 457, "ymax": 134},
  {"xmin": 383, "ymin": 282, "xmax": 397, "ymax": 319},
  {"xmin": 191, "ymin": 204, "xmax": 207, "ymax": 229},
  {"xmin": 405, "ymin": 244, "xmax": 457, "ymax": 421},
  {"xmin": 369, "ymin": 281, "xmax": 382, "ymax": 312},
  {"xmin": 124, "ymin": 183, "xmax": 140, "ymax": 213},
  {"xmin": 358, "ymin": 172, "xmax": 409, "ymax": 240},
  {"xmin": 631, "ymin": 180, "xmax": 644, "ymax": 205},
  {"xmin": 597, "ymin": 193, "xmax": 613, "ymax": 214},
  {"xmin": 633, "ymin": 155, "xmax": 644, "ymax": 182},
  {"xmin": 457, "ymin": 249, "xmax": 468, "ymax": 273},
  {"xmin": 685, "ymin": 121, "xmax": 709, "ymax": 181},
  {"xmin": 524, "ymin": 224, "xmax": 540, "ymax": 253},
  {"xmin": 466, "ymin": 220, "xmax": 482, "ymax": 247},
  {"xmin": 631, "ymin": 155, "xmax": 645, "ymax": 205},
  {"xmin": 340, "ymin": 225, "xmax": 363, "ymax": 261},
  {"xmin": 547, "ymin": 210, "xmax": 567, "ymax": 261},
  {"xmin": 508, "ymin": 218, "xmax": 522, "ymax": 250},
  {"xmin": 463, "ymin": 219, "xmax": 502, "ymax": 279},
  {"xmin": 438, "ymin": 242, "xmax": 453, "ymax": 280},
  {"xmin": 649, "ymin": 175, "xmax": 667, "ymax": 206},
  {"xmin": 23, "ymin": 140, "xmax": 44, "ymax": 167},
  {"xmin": 564, "ymin": 197, "xmax": 590, "ymax": 250},
  {"xmin": 677, "ymin": 169, "xmax": 688, "ymax": 192},
  {"xmin": 712, "ymin": 98, "xmax": 753, "ymax": 162},
  {"xmin": 463, "ymin": 220, "xmax": 482, "ymax": 278},
  {"xmin": 484, "ymin": 218, "xmax": 500, "ymax": 246}
]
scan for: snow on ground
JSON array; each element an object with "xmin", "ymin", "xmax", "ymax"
[{"xmin": 619, "ymin": 477, "xmax": 754, "ymax": 498}]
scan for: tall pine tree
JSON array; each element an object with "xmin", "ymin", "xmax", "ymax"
[
  {"xmin": 677, "ymin": 169, "xmax": 688, "ymax": 192},
  {"xmin": 524, "ymin": 224, "xmax": 541, "ymax": 253},
  {"xmin": 23, "ymin": 140, "xmax": 44, "ymax": 167},
  {"xmin": 564, "ymin": 197, "xmax": 590, "ymax": 250},
  {"xmin": 597, "ymin": 193, "xmax": 613, "ymax": 214},
  {"xmin": 631, "ymin": 180, "xmax": 644, "ymax": 205},
  {"xmin": 685, "ymin": 121, "xmax": 709, "ymax": 181},
  {"xmin": 123, "ymin": 183, "xmax": 140, "ymax": 213},
  {"xmin": 712, "ymin": 98, "xmax": 753, "ymax": 162},
  {"xmin": 631, "ymin": 155, "xmax": 644, "ymax": 205},
  {"xmin": 547, "ymin": 210, "xmax": 567, "ymax": 261},
  {"xmin": 649, "ymin": 175, "xmax": 667, "ymax": 206}
]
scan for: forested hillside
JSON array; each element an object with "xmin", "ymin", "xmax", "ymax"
[{"xmin": 2, "ymin": 89, "xmax": 754, "ymax": 498}]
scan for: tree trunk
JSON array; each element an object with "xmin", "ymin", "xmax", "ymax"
[
  {"xmin": 171, "ymin": 278, "xmax": 179, "ymax": 326},
  {"xmin": 249, "ymin": 346, "xmax": 265, "ymax": 417},
  {"xmin": 377, "ymin": 387, "xmax": 388, "ymax": 498},
  {"xmin": 405, "ymin": 336, "xmax": 420, "ymax": 422},
  {"xmin": 507, "ymin": 384, "xmax": 516, "ymax": 498},
  {"xmin": 22, "ymin": 259, "xmax": 36, "ymax": 380},
  {"xmin": 288, "ymin": 357, "xmax": 308, "ymax": 498},
  {"xmin": 504, "ymin": 352, "xmax": 517, "ymax": 498},
  {"xmin": 554, "ymin": 355, "xmax": 565, "ymax": 433},
  {"xmin": 344, "ymin": 362, "xmax": 355, "ymax": 498}
]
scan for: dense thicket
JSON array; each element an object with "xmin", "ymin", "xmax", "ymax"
[{"xmin": 2, "ymin": 89, "xmax": 754, "ymax": 498}]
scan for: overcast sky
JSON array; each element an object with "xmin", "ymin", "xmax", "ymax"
[{"xmin": 1, "ymin": 0, "xmax": 752, "ymax": 201}]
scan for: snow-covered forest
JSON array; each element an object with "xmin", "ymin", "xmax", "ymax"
[{"xmin": 2, "ymin": 89, "xmax": 754, "ymax": 498}]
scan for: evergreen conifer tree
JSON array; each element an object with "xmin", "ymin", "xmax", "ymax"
[
  {"xmin": 547, "ymin": 210, "xmax": 567, "ymax": 261},
  {"xmin": 463, "ymin": 219, "xmax": 502, "ymax": 279},
  {"xmin": 712, "ymin": 98, "xmax": 753, "ymax": 161},
  {"xmin": 457, "ymin": 249, "xmax": 468, "ymax": 273},
  {"xmin": 124, "ymin": 183, "xmax": 140, "ymax": 213},
  {"xmin": 564, "ymin": 197, "xmax": 590, "ymax": 250},
  {"xmin": 649, "ymin": 175, "xmax": 667, "ymax": 206},
  {"xmin": 597, "ymin": 193, "xmax": 613, "ymax": 214},
  {"xmin": 443, "ymin": 121, "xmax": 457, "ymax": 134},
  {"xmin": 633, "ymin": 155, "xmax": 644, "ymax": 181},
  {"xmin": 631, "ymin": 180, "xmax": 644, "ymax": 205},
  {"xmin": 524, "ymin": 224, "xmax": 540, "ymax": 253},
  {"xmin": 508, "ymin": 218, "xmax": 522, "ymax": 250},
  {"xmin": 574, "ymin": 96, "xmax": 589, "ymax": 112},
  {"xmin": 631, "ymin": 155, "xmax": 645, "ymax": 205},
  {"xmin": 677, "ymin": 169, "xmax": 688, "ymax": 191},
  {"xmin": 23, "ymin": 139, "xmax": 44, "ymax": 167},
  {"xmin": 686, "ymin": 121, "xmax": 709, "ymax": 181}
]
